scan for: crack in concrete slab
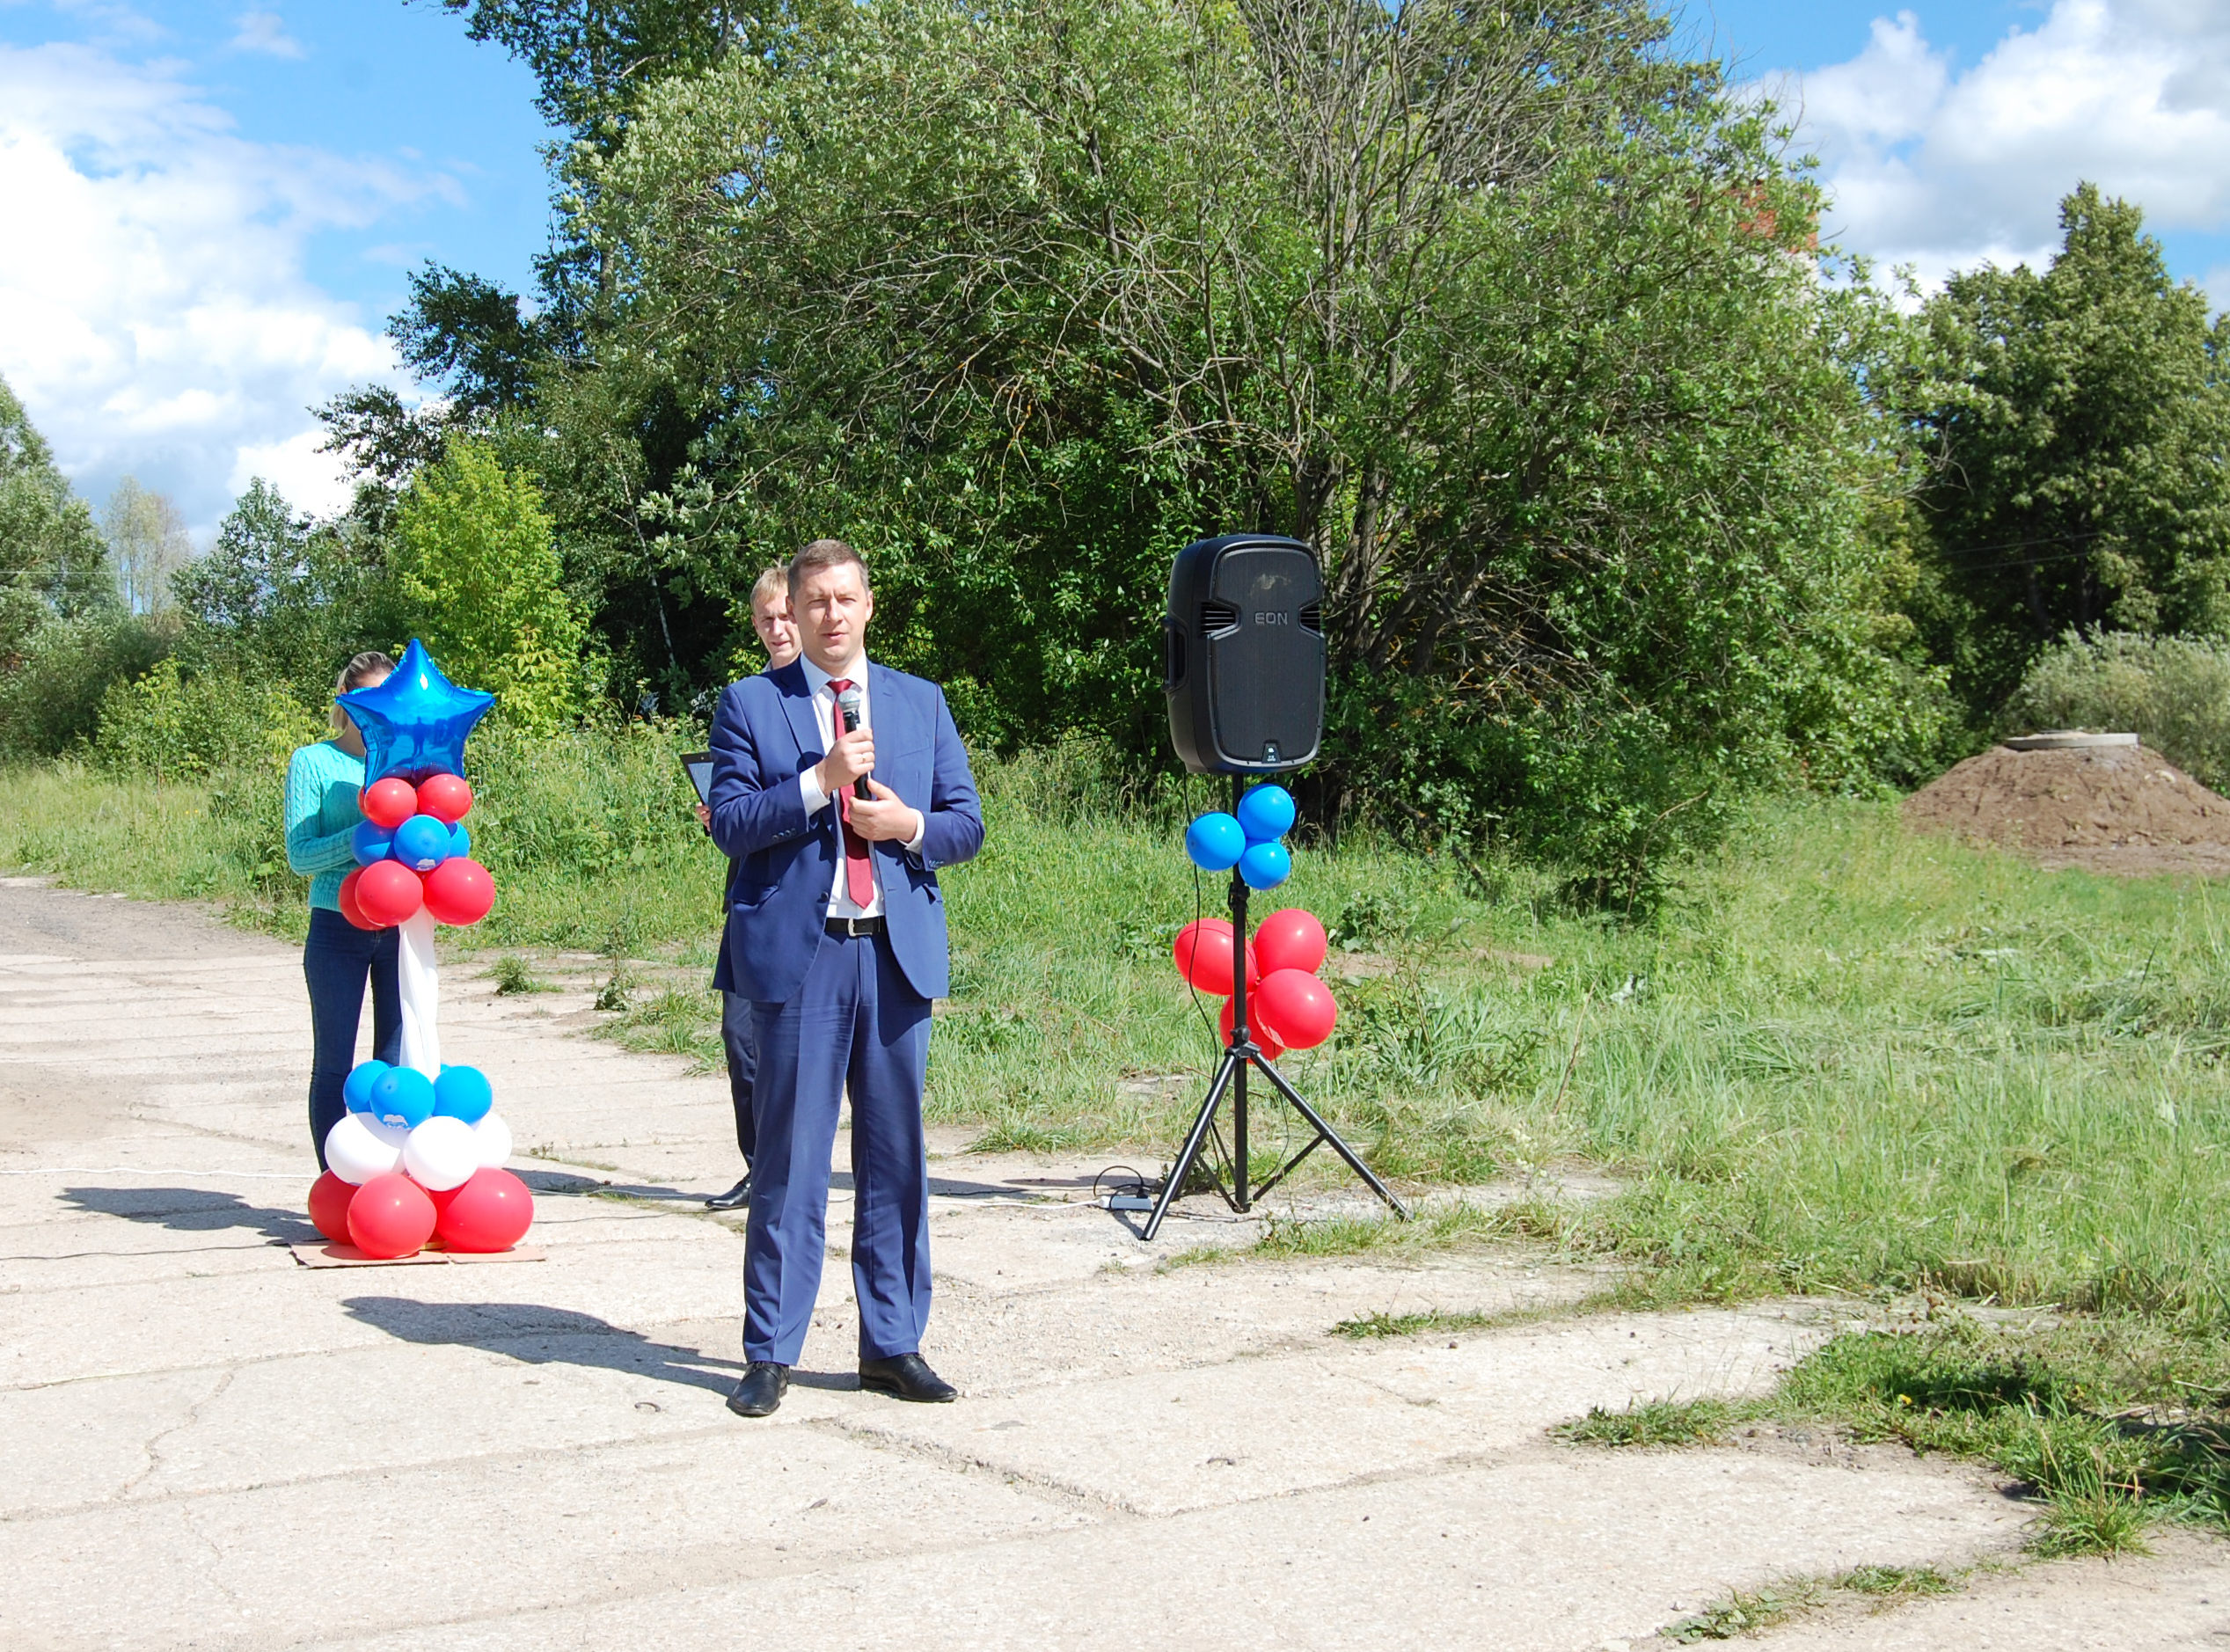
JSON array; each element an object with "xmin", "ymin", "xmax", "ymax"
[{"xmin": 115, "ymin": 1366, "xmax": 235, "ymax": 1502}]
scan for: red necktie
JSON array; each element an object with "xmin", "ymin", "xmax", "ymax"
[{"xmin": 828, "ymin": 678, "xmax": 875, "ymax": 910}]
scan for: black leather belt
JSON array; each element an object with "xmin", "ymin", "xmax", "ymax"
[{"xmin": 825, "ymin": 915, "xmax": 884, "ymax": 938}]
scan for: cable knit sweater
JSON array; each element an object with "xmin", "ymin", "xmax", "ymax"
[{"xmin": 284, "ymin": 740, "xmax": 367, "ymax": 912}]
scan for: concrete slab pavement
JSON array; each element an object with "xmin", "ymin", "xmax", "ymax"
[{"xmin": 0, "ymin": 877, "xmax": 2212, "ymax": 1648}]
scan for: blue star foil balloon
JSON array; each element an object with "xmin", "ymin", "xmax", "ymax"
[{"xmin": 336, "ymin": 640, "xmax": 495, "ymax": 784}]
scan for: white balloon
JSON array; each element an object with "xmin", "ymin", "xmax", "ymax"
[
  {"xmin": 472, "ymin": 1111, "xmax": 513, "ymax": 1169},
  {"xmin": 325, "ymin": 1113, "xmax": 401, "ymax": 1186},
  {"xmin": 403, "ymin": 1115, "xmax": 479, "ymax": 1191},
  {"xmin": 365, "ymin": 1115, "xmax": 413, "ymax": 1152}
]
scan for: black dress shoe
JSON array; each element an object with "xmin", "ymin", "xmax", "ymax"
[
  {"xmin": 705, "ymin": 1174, "xmax": 752, "ymax": 1210},
  {"xmin": 859, "ymin": 1353, "xmax": 957, "ymax": 1402},
  {"xmin": 727, "ymin": 1361, "xmax": 789, "ymax": 1417}
]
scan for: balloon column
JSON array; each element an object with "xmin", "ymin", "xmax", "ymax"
[
  {"xmin": 1174, "ymin": 783, "xmax": 1339, "ymax": 1056},
  {"xmin": 305, "ymin": 641, "xmax": 534, "ymax": 1259}
]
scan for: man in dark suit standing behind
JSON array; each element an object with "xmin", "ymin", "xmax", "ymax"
[
  {"xmin": 702, "ymin": 567, "xmax": 802, "ymax": 1211},
  {"xmin": 706, "ymin": 538, "xmax": 983, "ymax": 1416}
]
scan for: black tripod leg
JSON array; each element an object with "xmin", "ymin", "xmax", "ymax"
[
  {"xmin": 1142, "ymin": 1049, "xmax": 1244, "ymax": 1241},
  {"xmin": 1248, "ymin": 1052, "xmax": 1408, "ymax": 1219}
]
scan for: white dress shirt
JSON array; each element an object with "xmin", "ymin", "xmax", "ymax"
[{"xmin": 794, "ymin": 654, "xmax": 926, "ymax": 920}]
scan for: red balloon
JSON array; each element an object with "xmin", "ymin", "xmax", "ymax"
[
  {"xmin": 355, "ymin": 859, "xmax": 424, "ymax": 927},
  {"xmin": 415, "ymin": 772, "xmax": 474, "ymax": 823},
  {"xmin": 1218, "ymin": 994, "xmax": 1286, "ymax": 1061},
  {"xmin": 422, "ymin": 857, "xmax": 495, "ymax": 925},
  {"xmin": 347, "ymin": 1172, "xmax": 437, "ymax": 1259},
  {"xmin": 361, "ymin": 777, "xmax": 419, "ymax": 830},
  {"xmin": 1173, "ymin": 919, "xmax": 1260, "ymax": 996},
  {"xmin": 336, "ymin": 867, "xmax": 377, "ymax": 932},
  {"xmin": 437, "ymin": 1167, "xmax": 535, "ymax": 1252},
  {"xmin": 308, "ymin": 1171, "xmax": 357, "ymax": 1243},
  {"xmin": 1257, "ymin": 969, "xmax": 1339, "ymax": 1050},
  {"xmin": 1254, "ymin": 908, "xmax": 1327, "ymax": 976}
]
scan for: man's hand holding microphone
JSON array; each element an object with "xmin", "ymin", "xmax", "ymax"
[{"xmin": 819, "ymin": 702, "xmax": 921, "ymax": 844}]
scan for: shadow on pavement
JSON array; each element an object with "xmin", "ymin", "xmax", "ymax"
[
  {"xmin": 61, "ymin": 1185, "xmax": 318, "ymax": 1244},
  {"xmin": 340, "ymin": 1296, "xmax": 756, "ymax": 1396}
]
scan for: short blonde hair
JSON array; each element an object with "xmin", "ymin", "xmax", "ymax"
[
  {"xmin": 749, "ymin": 565, "xmax": 789, "ymax": 613},
  {"xmin": 787, "ymin": 538, "xmax": 869, "ymax": 601},
  {"xmin": 330, "ymin": 650, "xmax": 395, "ymax": 735}
]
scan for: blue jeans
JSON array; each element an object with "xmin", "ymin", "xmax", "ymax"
[{"xmin": 303, "ymin": 906, "xmax": 400, "ymax": 1169}]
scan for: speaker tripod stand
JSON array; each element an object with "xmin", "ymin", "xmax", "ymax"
[{"xmin": 1142, "ymin": 779, "xmax": 1409, "ymax": 1240}]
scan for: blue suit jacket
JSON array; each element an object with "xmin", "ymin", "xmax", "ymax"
[{"xmin": 707, "ymin": 658, "xmax": 983, "ymax": 1004}]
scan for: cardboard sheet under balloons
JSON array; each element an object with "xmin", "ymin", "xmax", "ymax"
[{"xmin": 292, "ymin": 1241, "xmax": 545, "ymax": 1268}]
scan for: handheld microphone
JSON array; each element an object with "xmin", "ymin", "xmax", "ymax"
[{"xmin": 834, "ymin": 686, "xmax": 873, "ymax": 800}]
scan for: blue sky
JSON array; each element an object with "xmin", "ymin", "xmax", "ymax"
[
  {"xmin": 2, "ymin": 1, "xmax": 2227, "ymax": 538},
  {"xmin": 1706, "ymin": 0, "xmax": 2230, "ymax": 301},
  {"xmin": 0, "ymin": 2, "xmax": 551, "ymax": 530}
]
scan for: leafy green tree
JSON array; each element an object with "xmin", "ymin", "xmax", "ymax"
[
  {"xmin": 0, "ymin": 375, "xmax": 165, "ymax": 757},
  {"xmin": 100, "ymin": 478, "xmax": 191, "ymax": 616},
  {"xmin": 392, "ymin": 441, "xmax": 590, "ymax": 728},
  {"xmin": 2, "ymin": 373, "xmax": 113, "ymax": 652},
  {"xmin": 567, "ymin": 0, "xmax": 1935, "ymax": 889},
  {"xmin": 430, "ymin": 0, "xmax": 744, "ymax": 151},
  {"xmin": 1904, "ymin": 184, "xmax": 2230, "ymax": 714},
  {"xmin": 172, "ymin": 479, "xmax": 396, "ymax": 694},
  {"xmin": 316, "ymin": 260, "xmax": 550, "ymax": 493}
]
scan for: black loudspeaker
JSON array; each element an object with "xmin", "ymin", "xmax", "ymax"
[{"xmin": 1164, "ymin": 534, "xmax": 1325, "ymax": 775}]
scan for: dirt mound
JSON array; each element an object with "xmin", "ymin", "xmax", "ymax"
[{"xmin": 1904, "ymin": 743, "xmax": 2230, "ymax": 877}]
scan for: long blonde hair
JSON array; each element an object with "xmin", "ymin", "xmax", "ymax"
[{"xmin": 329, "ymin": 650, "xmax": 396, "ymax": 735}]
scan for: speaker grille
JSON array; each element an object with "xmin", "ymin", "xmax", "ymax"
[
  {"xmin": 1201, "ymin": 600, "xmax": 1239, "ymax": 635},
  {"xmin": 1299, "ymin": 602, "xmax": 1322, "ymax": 633}
]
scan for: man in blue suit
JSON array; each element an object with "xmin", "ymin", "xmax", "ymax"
[{"xmin": 706, "ymin": 538, "xmax": 984, "ymax": 1417}]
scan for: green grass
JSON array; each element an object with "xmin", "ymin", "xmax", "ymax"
[
  {"xmin": 1838, "ymin": 1564, "xmax": 1956, "ymax": 1598},
  {"xmin": 1773, "ymin": 1317, "xmax": 2230, "ymax": 1553},
  {"xmin": 16, "ymin": 745, "xmax": 2230, "ymax": 1333},
  {"xmin": 486, "ymin": 954, "xmax": 554, "ymax": 994},
  {"xmin": 1332, "ymin": 1306, "xmax": 1517, "ymax": 1340},
  {"xmin": 1556, "ymin": 1396, "xmax": 1736, "ymax": 1448},
  {"xmin": 1663, "ymin": 1583, "xmax": 1815, "ymax": 1642},
  {"xmin": 1662, "ymin": 1564, "xmax": 1960, "ymax": 1642}
]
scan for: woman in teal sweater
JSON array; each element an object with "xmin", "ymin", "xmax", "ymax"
[{"xmin": 285, "ymin": 650, "xmax": 398, "ymax": 1168}]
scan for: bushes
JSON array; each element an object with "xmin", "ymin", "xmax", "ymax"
[
  {"xmin": 2012, "ymin": 632, "xmax": 2230, "ymax": 789},
  {"xmin": 0, "ymin": 612, "xmax": 176, "ymax": 758},
  {"xmin": 463, "ymin": 719, "xmax": 703, "ymax": 878},
  {"xmin": 91, "ymin": 660, "xmax": 325, "ymax": 780}
]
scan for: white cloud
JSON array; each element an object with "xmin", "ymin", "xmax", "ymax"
[
  {"xmin": 230, "ymin": 429, "xmax": 354, "ymax": 517},
  {"xmin": 1777, "ymin": 1, "xmax": 2230, "ymax": 291},
  {"xmin": 0, "ymin": 42, "xmax": 451, "ymax": 535},
  {"xmin": 230, "ymin": 10, "xmax": 306, "ymax": 61}
]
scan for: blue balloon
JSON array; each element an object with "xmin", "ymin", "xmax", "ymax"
[
  {"xmin": 1239, "ymin": 839, "xmax": 1292, "ymax": 890},
  {"xmin": 351, "ymin": 821, "xmax": 395, "ymax": 867},
  {"xmin": 1184, "ymin": 812, "xmax": 1246, "ymax": 871},
  {"xmin": 335, "ymin": 638, "xmax": 495, "ymax": 786},
  {"xmin": 342, "ymin": 1059, "xmax": 391, "ymax": 1113},
  {"xmin": 447, "ymin": 820, "xmax": 472, "ymax": 859},
  {"xmin": 433, "ymin": 1064, "xmax": 493, "ymax": 1124},
  {"xmin": 1236, "ymin": 784, "xmax": 1297, "ymax": 843},
  {"xmin": 391, "ymin": 814, "xmax": 453, "ymax": 872},
  {"xmin": 368, "ymin": 1066, "xmax": 436, "ymax": 1130}
]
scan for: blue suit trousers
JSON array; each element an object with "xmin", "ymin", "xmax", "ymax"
[
  {"xmin": 720, "ymin": 988, "xmax": 756, "ymax": 1164},
  {"xmin": 743, "ymin": 929, "xmax": 932, "ymax": 1364}
]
